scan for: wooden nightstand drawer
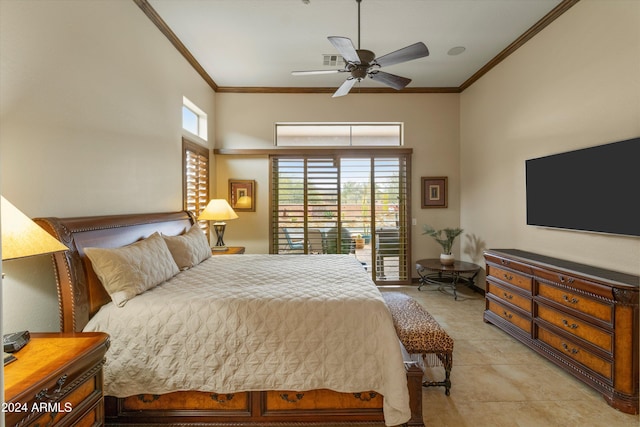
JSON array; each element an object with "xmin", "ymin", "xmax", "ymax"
[
  {"xmin": 31, "ymin": 372, "xmax": 103, "ymax": 426},
  {"xmin": 69, "ymin": 400, "xmax": 103, "ymax": 427},
  {"xmin": 4, "ymin": 333, "xmax": 109, "ymax": 427}
]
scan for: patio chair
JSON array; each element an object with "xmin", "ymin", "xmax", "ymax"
[
  {"xmin": 376, "ymin": 227, "xmax": 401, "ymax": 278},
  {"xmin": 283, "ymin": 228, "xmax": 305, "ymax": 251}
]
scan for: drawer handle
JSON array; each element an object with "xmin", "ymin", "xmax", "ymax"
[
  {"xmin": 562, "ymin": 319, "xmax": 578, "ymax": 329},
  {"xmin": 353, "ymin": 392, "xmax": 378, "ymax": 401},
  {"xmin": 502, "ymin": 310, "xmax": 513, "ymax": 319},
  {"xmin": 503, "ymin": 292, "xmax": 513, "ymax": 300},
  {"xmin": 35, "ymin": 374, "xmax": 68, "ymax": 401},
  {"xmin": 503, "ymin": 273, "xmax": 513, "ymax": 281},
  {"xmin": 561, "ymin": 343, "xmax": 579, "ymax": 355},
  {"xmin": 562, "ymin": 295, "xmax": 579, "ymax": 304},
  {"xmin": 559, "ymin": 275, "xmax": 574, "ymax": 284},
  {"xmin": 280, "ymin": 392, "xmax": 305, "ymax": 403},
  {"xmin": 501, "ymin": 260, "xmax": 511, "ymax": 266}
]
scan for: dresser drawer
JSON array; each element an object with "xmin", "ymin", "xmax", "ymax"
[
  {"xmin": 264, "ymin": 389, "xmax": 382, "ymax": 411},
  {"xmin": 485, "ymin": 253, "xmax": 532, "ymax": 275},
  {"xmin": 536, "ymin": 303, "xmax": 612, "ymax": 353},
  {"xmin": 122, "ymin": 391, "xmax": 250, "ymax": 412},
  {"xmin": 534, "ymin": 268, "xmax": 614, "ymax": 300},
  {"xmin": 487, "ymin": 299, "xmax": 531, "ymax": 333},
  {"xmin": 537, "ymin": 326, "xmax": 612, "ymax": 381},
  {"xmin": 487, "ymin": 265, "xmax": 532, "ymax": 292},
  {"xmin": 537, "ymin": 282, "xmax": 613, "ymax": 324},
  {"xmin": 487, "ymin": 281, "xmax": 532, "ymax": 313}
]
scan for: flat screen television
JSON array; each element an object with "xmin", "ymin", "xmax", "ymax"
[{"xmin": 526, "ymin": 137, "xmax": 640, "ymax": 237}]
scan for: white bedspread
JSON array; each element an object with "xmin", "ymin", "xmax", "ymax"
[{"xmin": 84, "ymin": 254, "xmax": 411, "ymax": 425}]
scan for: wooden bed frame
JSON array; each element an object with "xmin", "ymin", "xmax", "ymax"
[{"xmin": 35, "ymin": 211, "xmax": 425, "ymax": 426}]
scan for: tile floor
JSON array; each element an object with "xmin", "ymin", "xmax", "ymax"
[{"xmin": 380, "ymin": 284, "xmax": 639, "ymax": 427}]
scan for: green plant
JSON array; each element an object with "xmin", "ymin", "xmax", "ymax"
[{"xmin": 422, "ymin": 225, "xmax": 463, "ymax": 254}]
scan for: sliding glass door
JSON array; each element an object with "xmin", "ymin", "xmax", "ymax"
[{"xmin": 270, "ymin": 152, "xmax": 411, "ymax": 284}]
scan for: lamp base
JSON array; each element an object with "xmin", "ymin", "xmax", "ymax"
[
  {"xmin": 213, "ymin": 222, "xmax": 227, "ymax": 247},
  {"xmin": 211, "ymin": 246, "xmax": 229, "ymax": 252}
]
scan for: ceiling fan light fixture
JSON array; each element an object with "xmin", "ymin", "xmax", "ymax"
[{"xmin": 292, "ymin": 0, "xmax": 429, "ymax": 97}]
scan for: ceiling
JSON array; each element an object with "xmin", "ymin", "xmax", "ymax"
[{"xmin": 142, "ymin": 0, "xmax": 576, "ymax": 93}]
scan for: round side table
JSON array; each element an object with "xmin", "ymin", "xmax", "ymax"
[{"xmin": 416, "ymin": 258, "xmax": 481, "ymax": 300}]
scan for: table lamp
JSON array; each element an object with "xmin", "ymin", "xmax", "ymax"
[
  {"xmin": 1, "ymin": 196, "xmax": 68, "ymax": 364},
  {"xmin": 198, "ymin": 199, "xmax": 238, "ymax": 251}
]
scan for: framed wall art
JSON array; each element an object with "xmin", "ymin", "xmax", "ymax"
[
  {"xmin": 229, "ymin": 179, "xmax": 255, "ymax": 212},
  {"xmin": 421, "ymin": 176, "xmax": 448, "ymax": 208}
]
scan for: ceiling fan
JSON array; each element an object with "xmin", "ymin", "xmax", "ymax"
[{"xmin": 292, "ymin": 0, "xmax": 429, "ymax": 97}]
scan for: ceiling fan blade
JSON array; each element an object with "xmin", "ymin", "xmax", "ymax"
[
  {"xmin": 374, "ymin": 42, "xmax": 429, "ymax": 68},
  {"xmin": 368, "ymin": 71, "xmax": 411, "ymax": 90},
  {"xmin": 291, "ymin": 70, "xmax": 344, "ymax": 76},
  {"xmin": 332, "ymin": 78, "xmax": 358, "ymax": 98},
  {"xmin": 328, "ymin": 36, "xmax": 360, "ymax": 63}
]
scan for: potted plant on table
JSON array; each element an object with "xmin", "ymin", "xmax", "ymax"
[{"xmin": 422, "ymin": 224, "xmax": 463, "ymax": 265}]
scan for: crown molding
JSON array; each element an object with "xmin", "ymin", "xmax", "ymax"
[{"xmin": 134, "ymin": 0, "xmax": 580, "ymax": 95}]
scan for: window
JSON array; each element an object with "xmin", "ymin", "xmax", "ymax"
[
  {"xmin": 270, "ymin": 152, "xmax": 411, "ymax": 284},
  {"xmin": 182, "ymin": 96, "xmax": 208, "ymax": 141},
  {"xmin": 183, "ymin": 138, "xmax": 210, "ymax": 237},
  {"xmin": 275, "ymin": 123, "xmax": 402, "ymax": 147}
]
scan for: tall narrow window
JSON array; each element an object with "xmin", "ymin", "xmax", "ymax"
[
  {"xmin": 270, "ymin": 152, "xmax": 411, "ymax": 284},
  {"xmin": 183, "ymin": 138, "xmax": 210, "ymax": 237}
]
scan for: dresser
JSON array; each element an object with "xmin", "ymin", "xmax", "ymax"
[
  {"xmin": 4, "ymin": 332, "xmax": 110, "ymax": 426},
  {"xmin": 483, "ymin": 249, "xmax": 639, "ymax": 414}
]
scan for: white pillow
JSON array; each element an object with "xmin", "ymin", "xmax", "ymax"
[
  {"xmin": 163, "ymin": 225, "xmax": 212, "ymax": 270},
  {"xmin": 84, "ymin": 232, "xmax": 179, "ymax": 307}
]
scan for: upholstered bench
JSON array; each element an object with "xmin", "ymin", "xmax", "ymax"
[{"xmin": 381, "ymin": 291, "xmax": 454, "ymax": 395}]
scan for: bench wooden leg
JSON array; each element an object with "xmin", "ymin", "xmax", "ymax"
[{"xmin": 421, "ymin": 352, "xmax": 452, "ymax": 396}]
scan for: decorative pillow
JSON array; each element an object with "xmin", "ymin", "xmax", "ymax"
[
  {"xmin": 84, "ymin": 232, "xmax": 180, "ymax": 307},
  {"xmin": 163, "ymin": 225, "xmax": 211, "ymax": 270}
]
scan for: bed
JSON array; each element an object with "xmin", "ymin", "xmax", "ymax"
[{"xmin": 35, "ymin": 211, "xmax": 424, "ymax": 426}]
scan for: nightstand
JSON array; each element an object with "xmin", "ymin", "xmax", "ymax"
[
  {"xmin": 211, "ymin": 246, "xmax": 245, "ymax": 255},
  {"xmin": 4, "ymin": 332, "xmax": 110, "ymax": 427}
]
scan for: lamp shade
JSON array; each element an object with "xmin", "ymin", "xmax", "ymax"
[
  {"xmin": 1, "ymin": 196, "xmax": 68, "ymax": 261},
  {"xmin": 198, "ymin": 199, "xmax": 239, "ymax": 222}
]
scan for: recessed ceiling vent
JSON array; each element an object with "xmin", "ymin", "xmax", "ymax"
[{"xmin": 323, "ymin": 54, "xmax": 343, "ymax": 66}]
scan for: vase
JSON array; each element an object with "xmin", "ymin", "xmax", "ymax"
[{"xmin": 440, "ymin": 253, "xmax": 455, "ymax": 265}]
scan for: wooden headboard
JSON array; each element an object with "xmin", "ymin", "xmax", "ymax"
[{"xmin": 35, "ymin": 211, "xmax": 196, "ymax": 333}]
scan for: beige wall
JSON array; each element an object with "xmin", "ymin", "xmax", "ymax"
[
  {"xmin": 2, "ymin": 0, "xmax": 638, "ymax": 335},
  {"xmin": 460, "ymin": 0, "xmax": 640, "ymax": 278},
  {"xmin": 214, "ymin": 93, "xmax": 461, "ymax": 257},
  {"xmin": 0, "ymin": 1, "xmax": 216, "ymax": 332}
]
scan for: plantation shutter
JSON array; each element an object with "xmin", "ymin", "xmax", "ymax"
[
  {"xmin": 270, "ymin": 152, "xmax": 411, "ymax": 284},
  {"xmin": 183, "ymin": 138, "xmax": 210, "ymax": 237}
]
